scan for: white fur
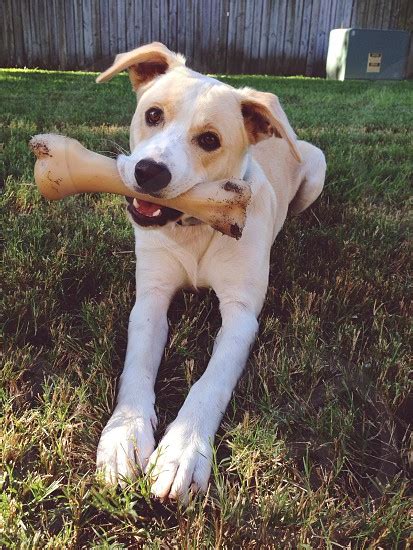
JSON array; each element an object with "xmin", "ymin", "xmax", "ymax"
[
  {"xmin": 96, "ymin": 44, "xmax": 326, "ymax": 501},
  {"xmin": 118, "ymin": 120, "xmax": 196, "ymax": 198}
]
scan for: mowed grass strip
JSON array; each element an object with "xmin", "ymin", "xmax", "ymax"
[{"xmin": 1, "ymin": 69, "xmax": 412, "ymax": 548}]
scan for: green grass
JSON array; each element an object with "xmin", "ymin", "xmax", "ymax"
[{"xmin": 1, "ymin": 68, "xmax": 412, "ymax": 548}]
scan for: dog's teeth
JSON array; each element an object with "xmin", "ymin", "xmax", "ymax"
[
  {"xmin": 152, "ymin": 209, "xmax": 161, "ymax": 217},
  {"xmin": 133, "ymin": 198, "xmax": 140, "ymax": 209}
]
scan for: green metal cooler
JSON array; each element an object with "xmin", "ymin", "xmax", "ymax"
[{"xmin": 326, "ymin": 28, "xmax": 411, "ymax": 80}]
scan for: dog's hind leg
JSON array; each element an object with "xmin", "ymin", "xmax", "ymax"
[{"xmin": 289, "ymin": 144, "xmax": 326, "ymax": 215}]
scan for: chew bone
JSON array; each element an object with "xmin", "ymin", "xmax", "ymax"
[{"xmin": 29, "ymin": 134, "xmax": 251, "ymax": 239}]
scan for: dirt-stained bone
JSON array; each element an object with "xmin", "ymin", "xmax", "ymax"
[{"xmin": 29, "ymin": 134, "xmax": 251, "ymax": 239}]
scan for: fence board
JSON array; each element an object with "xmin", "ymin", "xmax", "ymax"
[
  {"xmin": 125, "ymin": 0, "xmax": 133, "ymax": 50},
  {"xmin": 98, "ymin": 0, "xmax": 108, "ymax": 60},
  {"xmin": 176, "ymin": 0, "xmax": 186, "ymax": 54},
  {"xmin": 283, "ymin": 0, "xmax": 296, "ymax": 75},
  {"xmin": 132, "ymin": 0, "xmax": 143, "ymax": 52},
  {"xmin": 117, "ymin": 0, "xmax": 127, "ymax": 52},
  {"xmin": 250, "ymin": 0, "xmax": 264, "ymax": 73},
  {"xmin": 343, "ymin": 0, "xmax": 355, "ymax": 27},
  {"xmin": 42, "ymin": 0, "xmax": 53, "ymax": 66},
  {"xmin": 291, "ymin": 0, "xmax": 305, "ymax": 74},
  {"xmin": 284, "ymin": 0, "xmax": 297, "ymax": 73},
  {"xmin": 306, "ymin": 0, "xmax": 321, "ymax": 76},
  {"xmin": 197, "ymin": 0, "xmax": 208, "ymax": 72},
  {"xmin": 54, "ymin": 0, "xmax": 67, "ymax": 69},
  {"xmin": 109, "ymin": 0, "xmax": 118, "ymax": 56},
  {"xmin": 266, "ymin": 0, "xmax": 279, "ymax": 73},
  {"xmin": 29, "ymin": 0, "xmax": 40, "ymax": 65},
  {"xmin": 82, "ymin": 0, "xmax": 93, "ymax": 65},
  {"xmin": 380, "ymin": 0, "xmax": 392, "ymax": 28},
  {"xmin": 168, "ymin": 0, "xmax": 178, "ymax": 52},
  {"xmin": 275, "ymin": 0, "xmax": 288, "ymax": 73},
  {"xmin": 241, "ymin": 0, "xmax": 254, "ymax": 73},
  {"xmin": 225, "ymin": 0, "xmax": 240, "ymax": 73},
  {"xmin": 47, "ymin": 0, "xmax": 58, "ymax": 68},
  {"xmin": 390, "ymin": 0, "xmax": 400, "ymax": 28},
  {"xmin": 3, "ymin": 0, "xmax": 412, "ymax": 76},
  {"xmin": 4, "ymin": 0, "xmax": 14, "ymax": 66},
  {"xmin": 211, "ymin": 0, "xmax": 229, "ymax": 74},
  {"xmin": 367, "ymin": 0, "xmax": 378, "ymax": 28},
  {"xmin": 10, "ymin": 0, "xmax": 23, "ymax": 66},
  {"xmin": 74, "ymin": 0, "xmax": 85, "ymax": 67},
  {"xmin": 63, "ymin": 0, "xmax": 76, "ymax": 67},
  {"xmin": 0, "ymin": 2, "xmax": 6, "ymax": 66},
  {"xmin": 233, "ymin": 0, "xmax": 247, "ymax": 74},
  {"xmin": 184, "ymin": 0, "xmax": 194, "ymax": 67},
  {"xmin": 314, "ymin": 0, "xmax": 331, "ymax": 75},
  {"xmin": 296, "ymin": 0, "xmax": 311, "ymax": 74},
  {"xmin": 257, "ymin": 0, "xmax": 269, "ymax": 73}
]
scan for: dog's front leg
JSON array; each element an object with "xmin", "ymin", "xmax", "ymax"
[
  {"xmin": 147, "ymin": 297, "xmax": 261, "ymax": 500},
  {"xmin": 97, "ymin": 252, "xmax": 185, "ymax": 485}
]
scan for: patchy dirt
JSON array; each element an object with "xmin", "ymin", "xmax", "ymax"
[
  {"xmin": 29, "ymin": 137, "xmax": 52, "ymax": 158},
  {"xmin": 230, "ymin": 223, "xmax": 242, "ymax": 239},
  {"xmin": 223, "ymin": 180, "xmax": 243, "ymax": 194}
]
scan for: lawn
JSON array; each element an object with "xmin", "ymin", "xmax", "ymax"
[{"xmin": 1, "ymin": 68, "xmax": 412, "ymax": 548}]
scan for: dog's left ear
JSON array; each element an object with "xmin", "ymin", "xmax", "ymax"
[
  {"xmin": 239, "ymin": 89, "xmax": 302, "ymax": 162},
  {"xmin": 96, "ymin": 42, "xmax": 185, "ymax": 91}
]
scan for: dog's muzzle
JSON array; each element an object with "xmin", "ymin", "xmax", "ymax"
[{"xmin": 127, "ymin": 159, "xmax": 204, "ymax": 228}]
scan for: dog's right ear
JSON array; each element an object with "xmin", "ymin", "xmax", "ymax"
[{"xmin": 96, "ymin": 42, "xmax": 185, "ymax": 91}]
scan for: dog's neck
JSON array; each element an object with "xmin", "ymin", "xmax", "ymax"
[{"xmin": 239, "ymin": 151, "xmax": 251, "ymax": 180}]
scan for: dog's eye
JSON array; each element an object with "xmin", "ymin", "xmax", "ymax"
[
  {"xmin": 197, "ymin": 132, "xmax": 221, "ymax": 151},
  {"xmin": 145, "ymin": 107, "xmax": 164, "ymax": 126}
]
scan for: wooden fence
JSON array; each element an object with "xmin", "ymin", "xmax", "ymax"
[{"xmin": 1, "ymin": 0, "xmax": 412, "ymax": 76}]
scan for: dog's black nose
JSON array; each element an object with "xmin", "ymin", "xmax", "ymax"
[{"xmin": 134, "ymin": 159, "xmax": 171, "ymax": 193}]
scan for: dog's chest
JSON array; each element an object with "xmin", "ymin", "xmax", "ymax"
[
  {"xmin": 136, "ymin": 224, "xmax": 221, "ymax": 289},
  {"xmin": 175, "ymin": 226, "xmax": 220, "ymax": 289}
]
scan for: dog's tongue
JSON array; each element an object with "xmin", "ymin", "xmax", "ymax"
[{"xmin": 133, "ymin": 198, "xmax": 161, "ymax": 216}]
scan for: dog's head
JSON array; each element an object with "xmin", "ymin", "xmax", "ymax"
[{"xmin": 97, "ymin": 42, "xmax": 301, "ymax": 228}]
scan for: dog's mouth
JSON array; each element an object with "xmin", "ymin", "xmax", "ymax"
[{"xmin": 126, "ymin": 196, "xmax": 182, "ymax": 227}]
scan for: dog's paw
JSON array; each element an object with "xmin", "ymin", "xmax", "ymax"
[
  {"xmin": 146, "ymin": 419, "xmax": 212, "ymax": 501},
  {"xmin": 96, "ymin": 409, "xmax": 157, "ymax": 486}
]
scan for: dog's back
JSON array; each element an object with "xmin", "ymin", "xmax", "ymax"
[{"xmin": 253, "ymin": 137, "xmax": 326, "ymax": 217}]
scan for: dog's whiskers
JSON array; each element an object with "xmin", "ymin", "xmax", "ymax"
[{"xmin": 97, "ymin": 140, "xmax": 129, "ymax": 158}]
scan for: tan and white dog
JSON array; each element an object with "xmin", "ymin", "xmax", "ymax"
[{"xmin": 95, "ymin": 42, "xmax": 326, "ymax": 501}]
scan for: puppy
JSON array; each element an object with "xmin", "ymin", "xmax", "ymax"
[{"xmin": 95, "ymin": 42, "xmax": 326, "ymax": 501}]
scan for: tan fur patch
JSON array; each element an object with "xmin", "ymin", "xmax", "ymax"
[
  {"xmin": 130, "ymin": 56, "xmax": 169, "ymax": 89},
  {"xmin": 241, "ymin": 101, "xmax": 282, "ymax": 144}
]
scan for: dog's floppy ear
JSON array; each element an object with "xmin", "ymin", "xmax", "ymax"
[
  {"xmin": 96, "ymin": 42, "xmax": 185, "ymax": 91},
  {"xmin": 239, "ymin": 89, "xmax": 302, "ymax": 162}
]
